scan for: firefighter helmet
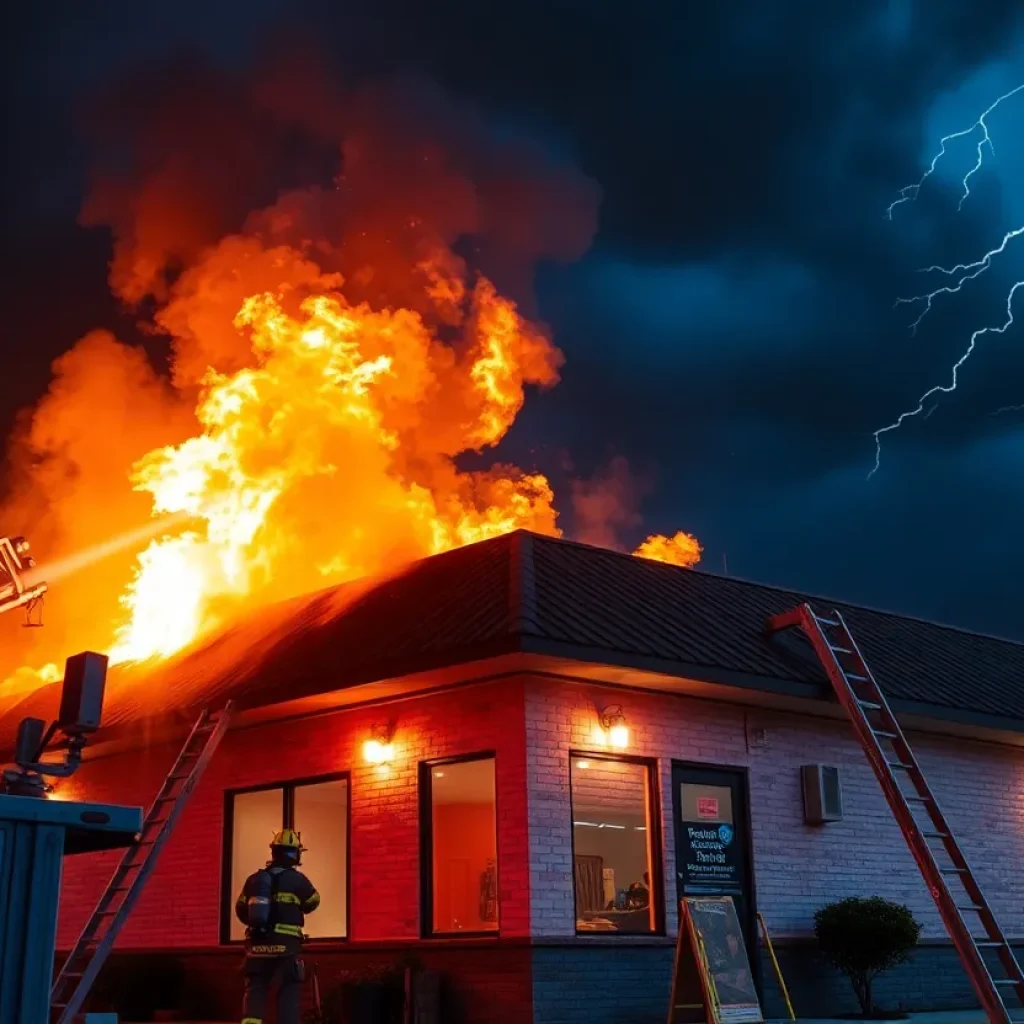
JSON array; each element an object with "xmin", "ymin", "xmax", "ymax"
[{"xmin": 270, "ymin": 828, "xmax": 305, "ymax": 852}]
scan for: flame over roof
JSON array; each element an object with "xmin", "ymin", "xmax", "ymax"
[{"xmin": 3, "ymin": 530, "xmax": 1024, "ymax": 753}]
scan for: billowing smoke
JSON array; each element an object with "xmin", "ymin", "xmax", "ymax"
[
  {"xmin": 0, "ymin": 38, "xmax": 693, "ymax": 700},
  {"xmin": 571, "ymin": 456, "xmax": 654, "ymax": 550},
  {"xmin": 0, "ymin": 42, "xmax": 600, "ymax": 687}
]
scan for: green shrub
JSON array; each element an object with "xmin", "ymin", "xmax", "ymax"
[{"xmin": 814, "ymin": 897, "xmax": 921, "ymax": 1015}]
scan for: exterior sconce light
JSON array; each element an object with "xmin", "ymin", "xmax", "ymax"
[
  {"xmin": 600, "ymin": 705, "xmax": 629, "ymax": 749},
  {"xmin": 363, "ymin": 721, "xmax": 395, "ymax": 765}
]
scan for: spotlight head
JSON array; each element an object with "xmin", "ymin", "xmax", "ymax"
[{"xmin": 57, "ymin": 652, "xmax": 108, "ymax": 736}]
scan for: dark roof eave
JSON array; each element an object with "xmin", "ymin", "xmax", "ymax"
[{"xmin": 518, "ymin": 634, "xmax": 1024, "ymax": 739}]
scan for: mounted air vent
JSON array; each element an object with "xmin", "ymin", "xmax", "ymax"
[{"xmin": 801, "ymin": 764, "xmax": 843, "ymax": 824}]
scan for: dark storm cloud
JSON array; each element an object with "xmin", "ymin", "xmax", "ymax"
[
  {"xmin": 506, "ymin": 0, "xmax": 1024, "ymax": 497},
  {"xmin": 2, "ymin": 0, "xmax": 1024, "ymax": 635}
]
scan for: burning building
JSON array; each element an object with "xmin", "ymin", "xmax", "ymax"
[
  {"xmin": 2, "ymin": 51, "xmax": 1023, "ymax": 1022},
  {"xmin": 2, "ymin": 530, "xmax": 1024, "ymax": 1022}
]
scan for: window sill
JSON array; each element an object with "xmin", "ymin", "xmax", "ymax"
[{"xmin": 550, "ymin": 934, "xmax": 674, "ymax": 947}]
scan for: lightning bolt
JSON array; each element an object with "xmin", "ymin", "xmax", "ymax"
[
  {"xmin": 871, "ymin": 277, "xmax": 1023, "ymax": 478},
  {"xmin": 885, "ymin": 82, "xmax": 1024, "ymax": 219},
  {"xmin": 870, "ymin": 83, "xmax": 1024, "ymax": 479},
  {"xmin": 991, "ymin": 403, "xmax": 1024, "ymax": 416},
  {"xmin": 893, "ymin": 226, "xmax": 1024, "ymax": 334}
]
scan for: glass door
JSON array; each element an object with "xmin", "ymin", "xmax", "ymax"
[{"xmin": 672, "ymin": 763, "xmax": 758, "ymax": 991}]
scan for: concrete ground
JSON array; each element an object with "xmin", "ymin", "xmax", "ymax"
[
  {"xmin": 773, "ymin": 1013, "xmax": 986, "ymax": 1024},
  {"xmin": 170, "ymin": 1014, "xmax": 989, "ymax": 1024}
]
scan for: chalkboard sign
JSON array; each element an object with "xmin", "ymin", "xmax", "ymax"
[{"xmin": 668, "ymin": 898, "xmax": 763, "ymax": 1024}]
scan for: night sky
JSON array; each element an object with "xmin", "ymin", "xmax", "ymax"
[{"xmin": 3, "ymin": 1, "xmax": 1024, "ymax": 640}]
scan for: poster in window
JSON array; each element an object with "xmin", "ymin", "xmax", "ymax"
[
  {"xmin": 679, "ymin": 820, "xmax": 742, "ymax": 894},
  {"xmin": 697, "ymin": 797, "xmax": 719, "ymax": 819}
]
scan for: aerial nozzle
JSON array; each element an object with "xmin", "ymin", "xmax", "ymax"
[
  {"xmin": 11, "ymin": 537, "xmax": 34, "ymax": 567},
  {"xmin": 0, "ymin": 534, "xmax": 47, "ymax": 618}
]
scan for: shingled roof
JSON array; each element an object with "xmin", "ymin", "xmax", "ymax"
[{"xmin": 2, "ymin": 530, "xmax": 1023, "ymax": 742}]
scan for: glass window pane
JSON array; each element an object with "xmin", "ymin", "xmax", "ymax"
[
  {"xmin": 229, "ymin": 788, "xmax": 284, "ymax": 941},
  {"xmin": 429, "ymin": 758, "xmax": 498, "ymax": 934},
  {"xmin": 570, "ymin": 757, "xmax": 655, "ymax": 935},
  {"xmin": 293, "ymin": 778, "xmax": 348, "ymax": 939}
]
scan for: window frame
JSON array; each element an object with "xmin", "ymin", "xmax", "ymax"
[
  {"xmin": 568, "ymin": 750, "xmax": 665, "ymax": 937},
  {"xmin": 220, "ymin": 771, "xmax": 351, "ymax": 945},
  {"xmin": 419, "ymin": 751, "xmax": 500, "ymax": 939}
]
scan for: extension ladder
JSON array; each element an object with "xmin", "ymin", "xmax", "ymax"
[
  {"xmin": 767, "ymin": 604, "xmax": 1024, "ymax": 1024},
  {"xmin": 50, "ymin": 702, "xmax": 234, "ymax": 1024}
]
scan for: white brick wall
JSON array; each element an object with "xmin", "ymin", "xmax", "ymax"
[{"xmin": 524, "ymin": 677, "xmax": 1024, "ymax": 940}]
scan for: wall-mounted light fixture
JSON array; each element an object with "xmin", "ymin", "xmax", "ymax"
[
  {"xmin": 599, "ymin": 705, "xmax": 629, "ymax": 749},
  {"xmin": 363, "ymin": 721, "xmax": 395, "ymax": 765}
]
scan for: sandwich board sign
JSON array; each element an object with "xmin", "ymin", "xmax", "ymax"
[{"xmin": 668, "ymin": 897, "xmax": 763, "ymax": 1024}]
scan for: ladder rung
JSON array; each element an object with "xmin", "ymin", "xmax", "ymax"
[
  {"xmin": 923, "ymin": 831, "xmax": 948, "ymax": 839},
  {"xmin": 56, "ymin": 702, "xmax": 232, "ymax": 1018},
  {"xmin": 887, "ymin": 761, "xmax": 914, "ymax": 770},
  {"xmin": 816, "ymin": 616, "xmax": 840, "ymax": 627},
  {"xmin": 905, "ymin": 794, "xmax": 932, "ymax": 803},
  {"xmin": 940, "ymin": 866, "xmax": 966, "ymax": 874},
  {"xmin": 847, "ymin": 673, "xmax": 870, "ymax": 682},
  {"xmin": 873, "ymin": 730, "xmax": 899, "ymax": 739},
  {"xmin": 830, "ymin": 645, "xmax": 854, "ymax": 655},
  {"xmin": 859, "ymin": 700, "xmax": 882, "ymax": 711},
  {"xmin": 976, "ymin": 941, "xmax": 1007, "ymax": 947},
  {"xmin": 957, "ymin": 904, "xmax": 985, "ymax": 912},
  {"xmin": 993, "ymin": 978, "xmax": 1021, "ymax": 985}
]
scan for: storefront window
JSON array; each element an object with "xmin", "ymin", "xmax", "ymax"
[
  {"xmin": 293, "ymin": 778, "xmax": 348, "ymax": 939},
  {"xmin": 421, "ymin": 755, "xmax": 499, "ymax": 935},
  {"xmin": 570, "ymin": 755, "xmax": 658, "ymax": 934},
  {"xmin": 224, "ymin": 775, "xmax": 349, "ymax": 941}
]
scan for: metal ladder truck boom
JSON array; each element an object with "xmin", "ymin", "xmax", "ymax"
[{"xmin": 0, "ymin": 535, "xmax": 47, "ymax": 620}]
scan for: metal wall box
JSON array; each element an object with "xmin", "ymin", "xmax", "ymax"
[{"xmin": 801, "ymin": 764, "xmax": 843, "ymax": 824}]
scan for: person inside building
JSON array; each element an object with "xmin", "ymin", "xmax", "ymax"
[
  {"xmin": 625, "ymin": 871, "xmax": 651, "ymax": 910},
  {"xmin": 235, "ymin": 829, "xmax": 321, "ymax": 1024}
]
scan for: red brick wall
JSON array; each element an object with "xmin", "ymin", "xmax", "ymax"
[{"xmin": 55, "ymin": 678, "xmax": 531, "ymax": 950}]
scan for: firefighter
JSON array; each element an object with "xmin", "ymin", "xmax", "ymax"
[{"xmin": 235, "ymin": 829, "xmax": 321, "ymax": 1024}]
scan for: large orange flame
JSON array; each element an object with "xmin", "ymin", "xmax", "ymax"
[
  {"xmin": 109, "ymin": 269, "xmax": 567, "ymax": 665},
  {"xmin": 2, "ymin": 255, "xmax": 700, "ymax": 695},
  {"xmin": 0, "ymin": 66, "xmax": 701, "ymax": 696}
]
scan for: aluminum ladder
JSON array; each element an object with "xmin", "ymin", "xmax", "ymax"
[
  {"xmin": 50, "ymin": 701, "xmax": 234, "ymax": 1024},
  {"xmin": 767, "ymin": 603, "xmax": 1024, "ymax": 1024}
]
